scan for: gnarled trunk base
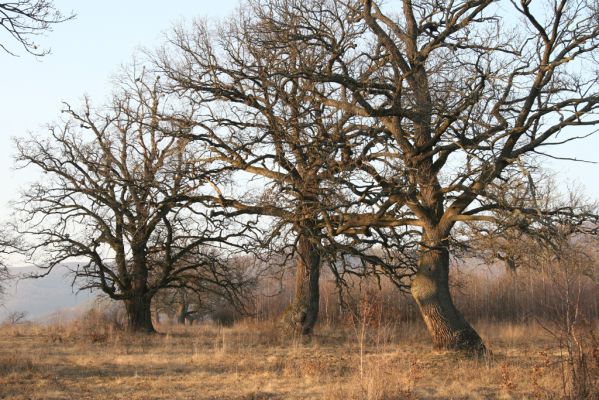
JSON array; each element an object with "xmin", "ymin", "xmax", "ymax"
[{"xmin": 412, "ymin": 244, "xmax": 486, "ymax": 354}]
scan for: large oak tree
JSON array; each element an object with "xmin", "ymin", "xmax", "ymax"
[
  {"xmin": 190, "ymin": 0, "xmax": 599, "ymax": 352},
  {"xmin": 156, "ymin": 2, "xmax": 423, "ymax": 335},
  {"xmin": 156, "ymin": 13, "xmax": 370, "ymax": 335}
]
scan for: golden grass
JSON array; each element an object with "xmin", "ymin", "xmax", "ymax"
[{"xmin": 0, "ymin": 320, "xmax": 584, "ymax": 399}]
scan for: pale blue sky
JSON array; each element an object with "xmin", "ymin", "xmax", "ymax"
[
  {"xmin": 0, "ymin": 0, "xmax": 240, "ymax": 214},
  {"xmin": 1, "ymin": 0, "xmax": 598, "ymax": 223}
]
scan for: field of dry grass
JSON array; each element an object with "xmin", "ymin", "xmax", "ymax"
[{"xmin": 1, "ymin": 318, "xmax": 592, "ymax": 400}]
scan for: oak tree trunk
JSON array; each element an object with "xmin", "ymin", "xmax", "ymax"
[
  {"xmin": 124, "ymin": 294, "xmax": 155, "ymax": 333},
  {"xmin": 411, "ymin": 241, "xmax": 486, "ymax": 353},
  {"xmin": 284, "ymin": 234, "xmax": 321, "ymax": 335}
]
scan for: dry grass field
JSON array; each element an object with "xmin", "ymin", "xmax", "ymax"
[{"xmin": 1, "ymin": 318, "xmax": 595, "ymax": 400}]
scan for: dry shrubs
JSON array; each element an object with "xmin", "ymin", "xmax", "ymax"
[
  {"xmin": 38, "ymin": 303, "xmax": 126, "ymax": 344},
  {"xmin": 558, "ymin": 326, "xmax": 599, "ymax": 400}
]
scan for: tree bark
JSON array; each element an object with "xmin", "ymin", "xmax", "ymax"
[
  {"xmin": 284, "ymin": 234, "xmax": 321, "ymax": 335},
  {"xmin": 124, "ymin": 294, "xmax": 155, "ymax": 333},
  {"xmin": 411, "ymin": 240, "xmax": 486, "ymax": 353},
  {"xmin": 123, "ymin": 249, "xmax": 155, "ymax": 333}
]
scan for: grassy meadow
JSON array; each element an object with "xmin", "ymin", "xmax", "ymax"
[
  {"xmin": 1, "ymin": 318, "xmax": 596, "ymax": 400},
  {"xmin": 2, "ymin": 267, "xmax": 598, "ymax": 399}
]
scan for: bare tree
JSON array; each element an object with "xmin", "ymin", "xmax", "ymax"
[
  {"xmin": 0, "ymin": 0, "xmax": 74, "ymax": 56},
  {"xmin": 195, "ymin": 0, "xmax": 599, "ymax": 352},
  {"xmin": 156, "ymin": 13, "xmax": 378, "ymax": 335},
  {"xmin": 461, "ymin": 175, "xmax": 598, "ymax": 272},
  {"xmin": 0, "ymin": 262, "xmax": 9, "ymax": 301},
  {"xmin": 3, "ymin": 310, "xmax": 28, "ymax": 324},
  {"xmin": 0, "ymin": 228, "xmax": 15, "ymax": 301},
  {"xmin": 11, "ymin": 69, "xmax": 252, "ymax": 333},
  {"xmin": 475, "ymin": 206, "xmax": 599, "ymax": 398},
  {"xmin": 157, "ymin": 1, "xmax": 426, "ymax": 336}
]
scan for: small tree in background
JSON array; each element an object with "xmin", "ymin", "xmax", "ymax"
[{"xmin": 153, "ymin": 254, "xmax": 259, "ymax": 325}]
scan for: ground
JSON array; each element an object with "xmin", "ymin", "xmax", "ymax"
[{"xmin": 0, "ymin": 320, "xmax": 588, "ymax": 399}]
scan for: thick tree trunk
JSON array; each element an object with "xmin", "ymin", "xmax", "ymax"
[
  {"xmin": 284, "ymin": 234, "xmax": 321, "ymax": 335},
  {"xmin": 123, "ymin": 249, "xmax": 155, "ymax": 333},
  {"xmin": 124, "ymin": 294, "xmax": 155, "ymax": 333},
  {"xmin": 411, "ymin": 242, "xmax": 486, "ymax": 353}
]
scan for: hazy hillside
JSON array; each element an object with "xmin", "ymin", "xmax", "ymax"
[{"xmin": 0, "ymin": 265, "xmax": 97, "ymax": 323}]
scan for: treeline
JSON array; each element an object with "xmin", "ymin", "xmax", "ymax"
[{"xmin": 155, "ymin": 257, "xmax": 599, "ymax": 328}]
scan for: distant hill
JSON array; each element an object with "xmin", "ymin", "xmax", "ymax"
[{"xmin": 0, "ymin": 265, "xmax": 97, "ymax": 323}]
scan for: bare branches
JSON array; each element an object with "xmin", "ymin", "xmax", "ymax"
[
  {"xmin": 10, "ymin": 67, "xmax": 255, "ymax": 330},
  {"xmin": 0, "ymin": 0, "xmax": 74, "ymax": 56},
  {"xmin": 262, "ymin": 0, "xmax": 599, "ymax": 239}
]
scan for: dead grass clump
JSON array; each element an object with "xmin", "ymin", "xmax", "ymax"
[
  {"xmin": 282, "ymin": 352, "xmax": 352, "ymax": 379},
  {"xmin": 322, "ymin": 355, "xmax": 414, "ymax": 400},
  {"xmin": 34, "ymin": 306, "xmax": 127, "ymax": 345},
  {"xmin": 229, "ymin": 319, "xmax": 286, "ymax": 346},
  {"xmin": 72, "ymin": 307, "xmax": 125, "ymax": 341},
  {"xmin": 0, "ymin": 353, "xmax": 37, "ymax": 376}
]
